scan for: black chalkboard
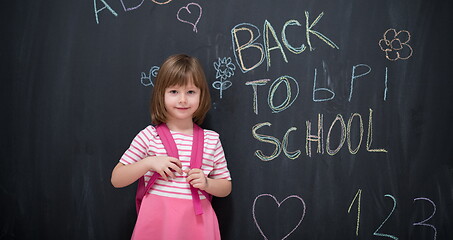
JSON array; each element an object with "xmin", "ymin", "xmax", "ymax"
[{"xmin": 2, "ymin": 0, "xmax": 453, "ymax": 239}]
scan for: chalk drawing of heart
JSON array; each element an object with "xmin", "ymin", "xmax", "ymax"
[
  {"xmin": 176, "ymin": 3, "xmax": 202, "ymax": 33},
  {"xmin": 252, "ymin": 194, "xmax": 306, "ymax": 240}
]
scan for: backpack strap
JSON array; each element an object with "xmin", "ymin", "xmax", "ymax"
[
  {"xmin": 155, "ymin": 124, "xmax": 179, "ymax": 159},
  {"xmin": 135, "ymin": 174, "xmax": 159, "ymax": 213},
  {"xmin": 136, "ymin": 123, "xmax": 209, "ymax": 215},
  {"xmin": 189, "ymin": 123, "xmax": 208, "ymax": 215},
  {"xmin": 135, "ymin": 124, "xmax": 177, "ymax": 214}
]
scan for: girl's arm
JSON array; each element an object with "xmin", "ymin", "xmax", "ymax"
[
  {"xmin": 111, "ymin": 156, "xmax": 182, "ymax": 188},
  {"xmin": 185, "ymin": 169, "xmax": 232, "ymax": 197},
  {"xmin": 205, "ymin": 178, "xmax": 232, "ymax": 197}
]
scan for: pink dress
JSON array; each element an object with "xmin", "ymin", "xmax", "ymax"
[
  {"xmin": 131, "ymin": 194, "xmax": 220, "ymax": 240},
  {"xmin": 120, "ymin": 126, "xmax": 231, "ymax": 240}
]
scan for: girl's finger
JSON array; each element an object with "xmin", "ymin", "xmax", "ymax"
[
  {"xmin": 186, "ymin": 174, "xmax": 195, "ymax": 183},
  {"xmin": 158, "ymin": 170, "xmax": 168, "ymax": 181},
  {"xmin": 186, "ymin": 171, "xmax": 201, "ymax": 181},
  {"xmin": 169, "ymin": 163, "xmax": 182, "ymax": 174},
  {"xmin": 191, "ymin": 179, "xmax": 206, "ymax": 190},
  {"xmin": 187, "ymin": 168, "xmax": 202, "ymax": 176},
  {"xmin": 189, "ymin": 180, "xmax": 200, "ymax": 188},
  {"xmin": 169, "ymin": 157, "xmax": 182, "ymax": 169},
  {"xmin": 164, "ymin": 168, "xmax": 176, "ymax": 179},
  {"xmin": 187, "ymin": 174, "xmax": 202, "ymax": 183}
]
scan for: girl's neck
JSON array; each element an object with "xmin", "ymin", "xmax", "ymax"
[{"xmin": 165, "ymin": 120, "xmax": 194, "ymax": 135}]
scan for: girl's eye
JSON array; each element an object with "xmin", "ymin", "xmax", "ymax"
[
  {"xmin": 187, "ymin": 90, "xmax": 196, "ymax": 94},
  {"xmin": 169, "ymin": 90, "xmax": 178, "ymax": 94}
]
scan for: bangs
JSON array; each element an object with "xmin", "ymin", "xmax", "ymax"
[
  {"xmin": 165, "ymin": 72, "xmax": 195, "ymax": 88},
  {"xmin": 162, "ymin": 64, "xmax": 204, "ymax": 89}
]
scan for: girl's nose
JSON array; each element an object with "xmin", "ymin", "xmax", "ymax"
[{"xmin": 179, "ymin": 94, "xmax": 187, "ymax": 103}]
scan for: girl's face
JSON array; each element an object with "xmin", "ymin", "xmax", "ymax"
[{"xmin": 164, "ymin": 82, "xmax": 200, "ymax": 124}]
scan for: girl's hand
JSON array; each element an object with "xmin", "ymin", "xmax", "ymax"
[
  {"xmin": 146, "ymin": 156, "xmax": 182, "ymax": 181},
  {"xmin": 185, "ymin": 168, "xmax": 208, "ymax": 190}
]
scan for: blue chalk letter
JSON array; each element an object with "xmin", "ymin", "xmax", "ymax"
[{"xmin": 94, "ymin": 0, "xmax": 118, "ymax": 24}]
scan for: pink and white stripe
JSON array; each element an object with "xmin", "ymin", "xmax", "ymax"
[{"xmin": 120, "ymin": 126, "xmax": 231, "ymax": 200}]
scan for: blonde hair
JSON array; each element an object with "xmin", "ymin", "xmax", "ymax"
[{"xmin": 150, "ymin": 54, "xmax": 211, "ymax": 125}]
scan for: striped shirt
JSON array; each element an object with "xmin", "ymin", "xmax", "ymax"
[{"xmin": 120, "ymin": 125, "xmax": 231, "ymax": 200}]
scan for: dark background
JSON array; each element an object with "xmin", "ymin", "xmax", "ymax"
[{"xmin": 2, "ymin": 0, "xmax": 452, "ymax": 239}]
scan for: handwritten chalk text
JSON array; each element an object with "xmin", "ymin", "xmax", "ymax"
[
  {"xmin": 231, "ymin": 12, "xmax": 339, "ymax": 73},
  {"xmin": 252, "ymin": 109, "xmax": 387, "ymax": 161},
  {"xmin": 246, "ymin": 64, "xmax": 389, "ymax": 114}
]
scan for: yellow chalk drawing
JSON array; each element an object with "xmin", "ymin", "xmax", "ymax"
[
  {"xmin": 366, "ymin": 108, "xmax": 387, "ymax": 153},
  {"xmin": 246, "ymin": 79, "xmax": 271, "ymax": 115},
  {"xmin": 231, "ymin": 23, "xmax": 265, "ymax": 73},
  {"xmin": 231, "ymin": 13, "xmax": 339, "ymax": 72},
  {"xmin": 252, "ymin": 122, "xmax": 282, "ymax": 161},
  {"xmin": 264, "ymin": 20, "xmax": 288, "ymax": 70},
  {"xmin": 304, "ymin": 109, "xmax": 386, "ymax": 156},
  {"xmin": 326, "ymin": 114, "xmax": 347, "ymax": 155},
  {"xmin": 347, "ymin": 113, "xmax": 364, "ymax": 154},
  {"xmin": 282, "ymin": 127, "xmax": 301, "ymax": 160},
  {"xmin": 305, "ymin": 114, "xmax": 324, "ymax": 157},
  {"xmin": 348, "ymin": 189, "xmax": 362, "ymax": 236},
  {"xmin": 151, "ymin": 0, "xmax": 173, "ymax": 4},
  {"xmin": 379, "ymin": 28, "xmax": 413, "ymax": 61},
  {"xmin": 305, "ymin": 11, "xmax": 340, "ymax": 51}
]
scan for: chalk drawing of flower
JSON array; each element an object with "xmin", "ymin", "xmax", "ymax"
[
  {"xmin": 214, "ymin": 57, "xmax": 236, "ymax": 81},
  {"xmin": 379, "ymin": 28, "xmax": 413, "ymax": 61},
  {"xmin": 212, "ymin": 57, "xmax": 236, "ymax": 99}
]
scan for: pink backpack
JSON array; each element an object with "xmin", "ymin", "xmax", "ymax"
[{"xmin": 135, "ymin": 123, "xmax": 211, "ymax": 215}]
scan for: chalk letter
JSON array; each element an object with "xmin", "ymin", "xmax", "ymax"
[
  {"xmin": 246, "ymin": 79, "xmax": 271, "ymax": 115},
  {"xmin": 313, "ymin": 67, "xmax": 335, "ymax": 102},
  {"xmin": 384, "ymin": 67, "xmax": 388, "ymax": 101},
  {"xmin": 305, "ymin": 11, "xmax": 339, "ymax": 51},
  {"xmin": 151, "ymin": 0, "xmax": 173, "ymax": 4},
  {"xmin": 349, "ymin": 64, "xmax": 371, "ymax": 102},
  {"xmin": 326, "ymin": 114, "xmax": 346, "ymax": 155},
  {"xmin": 94, "ymin": 0, "xmax": 118, "ymax": 24},
  {"xmin": 282, "ymin": 127, "xmax": 301, "ymax": 160},
  {"xmin": 306, "ymin": 114, "xmax": 324, "ymax": 157},
  {"xmin": 231, "ymin": 23, "xmax": 265, "ymax": 73},
  {"xmin": 366, "ymin": 109, "xmax": 387, "ymax": 153},
  {"xmin": 268, "ymin": 76, "xmax": 300, "ymax": 113},
  {"xmin": 120, "ymin": 0, "xmax": 144, "ymax": 11},
  {"xmin": 252, "ymin": 122, "xmax": 282, "ymax": 161},
  {"xmin": 347, "ymin": 113, "xmax": 364, "ymax": 154},
  {"xmin": 263, "ymin": 20, "xmax": 288, "ymax": 70},
  {"xmin": 282, "ymin": 20, "xmax": 306, "ymax": 54}
]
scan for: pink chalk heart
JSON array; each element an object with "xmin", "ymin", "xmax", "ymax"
[
  {"xmin": 252, "ymin": 194, "xmax": 306, "ymax": 240},
  {"xmin": 176, "ymin": 3, "xmax": 202, "ymax": 33}
]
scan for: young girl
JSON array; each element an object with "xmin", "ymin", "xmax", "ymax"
[{"xmin": 111, "ymin": 54, "xmax": 232, "ymax": 240}]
